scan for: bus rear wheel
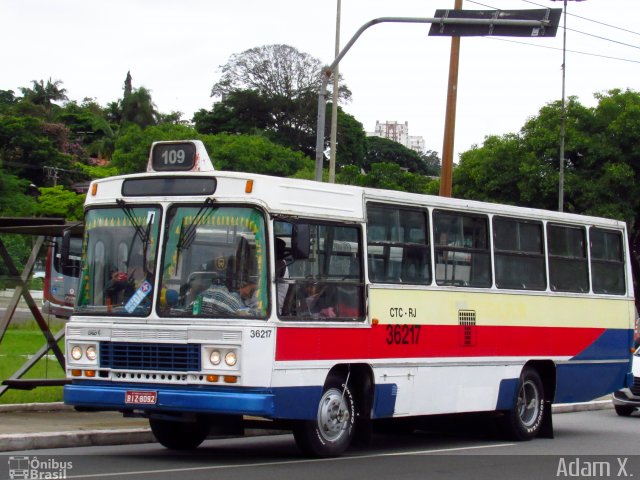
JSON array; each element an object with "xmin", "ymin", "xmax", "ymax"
[
  {"xmin": 504, "ymin": 367, "xmax": 545, "ymax": 441},
  {"xmin": 293, "ymin": 376, "xmax": 356, "ymax": 457},
  {"xmin": 149, "ymin": 417, "xmax": 210, "ymax": 450}
]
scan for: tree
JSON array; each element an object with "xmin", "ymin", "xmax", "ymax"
[
  {"xmin": 0, "ymin": 173, "xmax": 37, "ymax": 216},
  {"xmin": 202, "ymin": 133, "xmax": 311, "ymax": 176},
  {"xmin": 35, "ymin": 185, "xmax": 85, "ymax": 220},
  {"xmin": 453, "ymin": 88, "xmax": 640, "ymax": 303},
  {"xmin": 212, "ymin": 44, "xmax": 351, "ymax": 102},
  {"xmin": 19, "ymin": 78, "xmax": 68, "ymax": 113},
  {"xmin": 337, "ymin": 162, "xmax": 438, "ymax": 194},
  {"xmin": 194, "ymin": 89, "xmax": 273, "ymax": 136},
  {"xmin": 207, "ymin": 45, "xmax": 354, "ymax": 158},
  {"xmin": 111, "ymin": 123, "xmax": 196, "ymax": 174},
  {"xmin": 0, "ymin": 114, "xmax": 71, "ymax": 185},
  {"xmin": 121, "ymin": 86, "xmax": 158, "ymax": 129},
  {"xmin": 56, "ymin": 100, "xmax": 115, "ymax": 160},
  {"xmin": 322, "ymin": 104, "xmax": 367, "ymax": 170},
  {"xmin": 0, "ymin": 90, "xmax": 16, "ymax": 111},
  {"xmin": 364, "ymin": 136, "xmax": 437, "ymax": 175}
]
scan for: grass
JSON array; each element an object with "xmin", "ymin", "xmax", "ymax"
[{"xmin": 0, "ymin": 319, "xmax": 67, "ymax": 404}]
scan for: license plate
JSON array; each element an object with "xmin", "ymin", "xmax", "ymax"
[{"xmin": 125, "ymin": 390, "xmax": 157, "ymax": 405}]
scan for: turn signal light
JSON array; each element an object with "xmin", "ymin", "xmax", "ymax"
[
  {"xmin": 206, "ymin": 375, "xmax": 219, "ymax": 383},
  {"xmin": 223, "ymin": 376, "xmax": 238, "ymax": 384}
]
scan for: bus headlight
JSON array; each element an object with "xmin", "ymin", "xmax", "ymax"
[
  {"xmin": 210, "ymin": 350, "xmax": 221, "ymax": 365},
  {"xmin": 86, "ymin": 346, "xmax": 97, "ymax": 361},
  {"xmin": 225, "ymin": 351, "xmax": 237, "ymax": 367},
  {"xmin": 71, "ymin": 345, "xmax": 83, "ymax": 361}
]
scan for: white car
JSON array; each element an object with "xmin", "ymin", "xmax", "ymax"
[{"xmin": 612, "ymin": 350, "xmax": 640, "ymax": 416}]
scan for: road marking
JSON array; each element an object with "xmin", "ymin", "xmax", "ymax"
[{"xmin": 65, "ymin": 442, "xmax": 516, "ymax": 479}]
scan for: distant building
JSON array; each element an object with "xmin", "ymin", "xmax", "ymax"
[{"xmin": 367, "ymin": 121, "xmax": 426, "ymax": 154}]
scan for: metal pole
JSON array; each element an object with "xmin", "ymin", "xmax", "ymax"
[
  {"xmin": 313, "ymin": 15, "xmax": 557, "ymax": 182},
  {"xmin": 329, "ymin": 0, "xmax": 341, "ymax": 184},
  {"xmin": 315, "ymin": 74, "xmax": 330, "ymax": 182},
  {"xmin": 439, "ymin": 0, "xmax": 463, "ymax": 198},
  {"xmin": 558, "ymin": 0, "xmax": 567, "ymax": 212}
]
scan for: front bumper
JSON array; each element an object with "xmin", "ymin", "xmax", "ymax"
[{"xmin": 64, "ymin": 382, "xmax": 275, "ymax": 417}]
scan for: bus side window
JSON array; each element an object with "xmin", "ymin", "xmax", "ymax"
[{"xmin": 275, "ymin": 219, "xmax": 364, "ymax": 321}]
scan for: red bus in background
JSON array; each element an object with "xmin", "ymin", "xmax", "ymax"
[{"xmin": 42, "ymin": 236, "xmax": 81, "ymax": 318}]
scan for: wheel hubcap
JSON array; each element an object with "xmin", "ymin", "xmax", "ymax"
[
  {"xmin": 317, "ymin": 388, "xmax": 350, "ymax": 442},
  {"xmin": 517, "ymin": 379, "xmax": 540, "ymax": 427}
]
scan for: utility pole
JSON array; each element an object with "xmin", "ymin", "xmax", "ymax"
[
  {"xmin": 329, "ymin": 0, "xmax": 342, "ymax": 184},
  {"xmin": 551, "ymin": 0, "xmax": 585, "ymax": 211},
  {"xmin": 439, "ymin": 0, "xmax": 463, "ymax": 198}
]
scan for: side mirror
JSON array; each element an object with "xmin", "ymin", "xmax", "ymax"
[{"xmin": 291, "ymin": 224, "xmax": 310, "ymax": 260}]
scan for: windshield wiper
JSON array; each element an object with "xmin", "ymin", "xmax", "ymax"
[
  {"xmin": 116, "ymin": 199, "xmax": 151, "ymax": 245},
  {"xmin": 177, "ymin": 198, "xmax": 216, "ymax": 253},
  {"xmin": 116, "ymin": 199, "xmax": 155, "ymax": 276}
]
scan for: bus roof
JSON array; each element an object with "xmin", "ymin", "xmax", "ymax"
[{"xmin": 85, "ymin": 169, "xmax": 627, "ymax": 231}]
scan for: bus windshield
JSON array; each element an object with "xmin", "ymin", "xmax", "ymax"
[
  {"xmin": 76, "ymin": 206, "xmax": 161, "ymax": 316},
  {"xmin": 158, "ymin": 205, "xmax": 268, "ymax": 319}
]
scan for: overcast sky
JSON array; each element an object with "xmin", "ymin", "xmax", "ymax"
[{"xmin": 3, "ymin": 0, "xmax": 639, "ymax": 161}]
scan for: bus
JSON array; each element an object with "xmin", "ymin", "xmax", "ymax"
[
  {"xmin": 42, "ymin": 236, "xmax": 81, "ymax": 318},
  {"xmin": 63, "ymin": 140, "xmax": 635, "ymax": 456}
]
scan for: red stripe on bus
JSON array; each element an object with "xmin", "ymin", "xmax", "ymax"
[{"xmin": 274, "ymin": 324, "xmax": 605, "ymax": 361}]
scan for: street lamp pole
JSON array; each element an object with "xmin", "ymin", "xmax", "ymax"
[
  {"xmin": 329, "ymin": 0, "xmax": 341, "ymax": 184},
  {"xmin": 558, "ymin": 0, "xmax": 568, "ymax": 212},
  {"xmin": 314, "ymin": 14, "xmax": 561, "ymax": 182}
]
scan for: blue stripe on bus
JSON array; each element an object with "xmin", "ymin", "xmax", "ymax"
[
  {"xmin": 570, "ymin": 328, "xmax": 633, "ymax": 362},
  {"xmin": 65, "ymin": 382, "xmax": 400, "ymax": 420},
  {"xmin": 554, "ymin": 360, "xmax": 631, "ymax": 403},
  {"xmin": 65, "ymin": 382, "xmax": 277, "ymax": 416},
  {"xmin": 496, "ymin": 378, "xmax": 519, "ymax": 410},
  {"xmin": 372, "ymin": 383, "xmax": 396, "ymax": 418}
]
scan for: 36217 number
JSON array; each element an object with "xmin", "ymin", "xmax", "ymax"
[{"xmin": 385, "ymin": 324, "xmax": 421, "ymax": 345}]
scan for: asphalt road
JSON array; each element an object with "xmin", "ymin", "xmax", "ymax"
[{"xmin": 2, "ymin": 409, "xmax": 639, "ymax": 480}]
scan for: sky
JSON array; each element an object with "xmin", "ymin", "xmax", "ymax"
[{"xmin": 2, "ymin": 0, "xmax": 640, "ymax": 161}]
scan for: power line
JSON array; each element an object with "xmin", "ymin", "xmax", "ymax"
[
  {"xmin": 464, "ymin": 0, "xmax": 640, "ymax": 64},
  {"xmin": 483, "ymin": 36, "xmax": 640, "ymax": 65},
  {"xmin": 566, "ymin": 27, "xmax": 640, "ymax": 51},
  {"xmin": 519, "ymin": 0, "xmax": 640, "ymax": 37}
]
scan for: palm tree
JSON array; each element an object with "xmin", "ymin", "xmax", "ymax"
[
  {"xmin": 20, "ymin": 78, "xmax": 68, "ymax": 110},
  {"xmin": 121, "ymin": 86, "xmax": 158, "ymax": 129}
]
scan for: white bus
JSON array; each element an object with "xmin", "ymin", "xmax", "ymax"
[{"xmin": 64, "ymin": 140, "xmax": 635, "ymax": 456}]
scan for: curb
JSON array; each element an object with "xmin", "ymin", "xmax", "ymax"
[
  {"xmin": 552, "ymin": 399, "xmax": 613, "ymax": 413},
  {"xmin": 0, "ymin": 402, "xmax": 71, "ymax": 413},
  {"xmin": 0, "ymin": 428, "xmax": 153, "ymax": 452}
]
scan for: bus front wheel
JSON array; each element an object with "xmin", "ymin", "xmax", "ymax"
[
  {"xmin": 150, "ymin": 417, "xmax": 210, "ymax": 450},
  {"xmin": 504, "ymin": 367, "xmax": 545, "ymax": 441},
  {"xmin": 293, "ymin": 376, "xmax": 356, "ymax": 457}
]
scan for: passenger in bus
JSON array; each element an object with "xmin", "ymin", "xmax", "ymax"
[
  {"xmin": 105, "ymin": 270, "xmax": 135, "ymax": 305},
  {"xmin": 275, "ymin": 238, "xmax": 289, "ymax": 315},
  {"xmin": 197, "ymin": 280, "xmax": 259, "ymax": 316},
  {"xmin": 301, "ymin": 283, "xmax": 336, "ymax": 318}
]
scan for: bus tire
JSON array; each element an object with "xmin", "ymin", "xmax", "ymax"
[
  {"xmin": 614, "ymin": 405, "xmax": 635, "ymax": 417},
  {"xmin": 293, "ymin": 376, "xmax": 356, "ymax": 457},
  {"xmin": 504, "ymin": 367, "xmax": 545, "ymax": 441},
  {"xmin": 149, "ymin": 417, "xmax": 210, "ymax": 450}
]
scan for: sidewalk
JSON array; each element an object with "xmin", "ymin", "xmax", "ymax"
[
  {"xmin": 0, "ymin": 403, "xmax": 152, "ymax": 451},
  {"xmin": 0, "ymin": 399, "xmax": 614, "ymax": 452}
]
